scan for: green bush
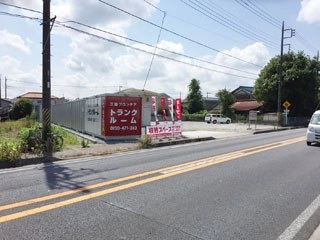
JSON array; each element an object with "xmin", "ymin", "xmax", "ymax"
[
  {"xmin": 81, "ymin": 139, "xmax": 90, "ymax": 148},
  {"xmin": 10, "ymin": 98, "xmax": 34, "ymax": 120},
  {"xmin": 138, "ymin": 135, "xmax": 153, "ymax": 148},
  {"xmin": 0, "ymin": 138, "xmax": 22, "ymax": 162},
  {"xmin": 18, "ymin": 125, "xmax": 43, "ymax": 153},
  {"xmin": 182, "ymin": 113, "xmax": 206, "ymax": 121}
]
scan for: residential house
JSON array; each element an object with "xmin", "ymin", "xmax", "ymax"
[
  {"xmin": 15, "ymin": 92, "xmax": 65, "ymax": 121},
  {"xmin": 0, "ymin": 98, "xmax": 13, "ymax": 121},
  {"xmin": 203, "ymin": 97, "xmax": 221, "ymax": 112},
  {"xmin": 231, "ymin": 86, "xmax": 263, "ymax": 114}
]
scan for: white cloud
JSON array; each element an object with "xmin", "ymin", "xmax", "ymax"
[
  {"xmin": 214, "ymin": 42, "xmax": 270, "ymax": 68},
  {"xmin": 0, "ymin": 56, "xmax": 42, "ymax": 98},
  {"xmin": 0, "ymin": 30, "xmax": 30, "ymax": 54},
  {"xmin": 297, "ymin": 0, "xmax": 320, "ymax": 23},
  {"xmin": 1, "ymin": 1, "xmax": 272, "ymax": 101}
]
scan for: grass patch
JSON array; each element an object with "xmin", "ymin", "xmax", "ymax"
[
  {"xmin": 138, "ymin": 135, "xmax": 153, "ymax": 148},
  {"xmin": 0, "ymin": 119, "xmax": 81, "ymax": 164}
]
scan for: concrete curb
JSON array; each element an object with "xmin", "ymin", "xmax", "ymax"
[{"xmin": 150, "ymin": 136, "xmax": 215, "ymax": 148}]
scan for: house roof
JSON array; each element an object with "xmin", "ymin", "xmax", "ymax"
[
  {"xmin": 231, "ymin": 86, "xmax": 253, "ymax": 94},
  {"xmin": 17, "ymin": 92, "xmax": 59, "ymax": 99},
  {"xmin": 231, "ymin": 100, "xmax": 263, "ymax": 111},
  {"xmin": 0, "ymin": 98, "xmax": 13, "ymax": 104}
]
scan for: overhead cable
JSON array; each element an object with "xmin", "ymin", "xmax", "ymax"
[{"xmin": 98, "ymin": 0, "xmax": 263, "ymax": 68}]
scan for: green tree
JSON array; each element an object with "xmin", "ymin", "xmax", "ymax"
[
  {"xmin": 186, "ymin": 79, "xmax": 204, "ymax": 114},
  {"xmin": 10, "ymin": 98, "xmax": 34, "ymax": 120},
  {"xmin": 216, "ymin": 88, "xmax": 235, "ymax": 117},
  {"xmin": 254, "ymin": 51, "xmax": 320, "ymax": 116}
]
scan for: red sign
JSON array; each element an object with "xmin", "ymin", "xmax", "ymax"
[
  {"xmin": 175, "ymin": 98, "xmax": 182, "ymax": 120},
  {"xmin": 168, "ymin": 98, "xmax": 174, "ymax": 120},
  {"xmin": 102, "ymin": 96, "xmax": 141, "ymax": 136}
]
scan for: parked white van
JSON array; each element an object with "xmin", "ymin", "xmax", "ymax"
[
  {"xmin": 306, "ymin": 110, "xmax": 320, "ymax": 146},
  {"xmin": 204, "ymin": 114, "xmax": 231, "ymax": 124}
]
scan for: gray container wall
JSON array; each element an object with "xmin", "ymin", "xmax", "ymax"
[
  {"xmin": 52, "ymin": 99, "xmax": 85, "ymax": 132},
  {"xmin": 52, "ymin": 93, "xmax": 152, "ymax": 139}
]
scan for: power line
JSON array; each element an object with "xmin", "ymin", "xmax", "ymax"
[
  {"xmin": 0, "ymin": 1, "xmax": 42, "ymax": 14},
  {"xmin": 0, "ymin": 11, "xmax": 42, "ymax": 22},
  {"xmin": 2, "ymin": 1, "xmax": 263, "ymax": 69},
  {"xmin": 63, "ymin": 19, "xmax": 257, "ymax": 76},
  {"xmin": 202, "ymin": 0, "xmax": 276, "ymax": 40},
  {"xmin": 56, "ymin": 22, "xmax": 257, "ymax": 80},
  {"xmin": 98, "ymin": 0, "xmax": 263, "ymax": 68},
  {"xmin": 244, "ymin": 0, "xmax": 281, "ymax": 28},
  {"xmin": 234, "ymin": 0, "xmax": 281, "ymax": 29},
  {"xmin": 180, "ymin": 0, "xmax": 279, "ymax": 51},
  {"xmin": 143, "ymin": 11, "xmax": 166, "ymax": 90},
  {"xmin": 1, "ymin": 9, "xmax": 258, "ymax": 79},
  {"xmin": 143, "ymin": 0, "xmax": 165, "ymax": 14}
]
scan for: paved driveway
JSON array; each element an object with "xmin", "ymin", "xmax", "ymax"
[{"xmin": 181, "ymin": 121, "xmax": 278, "ymax": 139}]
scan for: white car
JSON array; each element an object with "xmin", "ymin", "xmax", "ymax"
[
  {"xmin": 306, "ymin": 110, "xmax": 320, "ymax": 146},
  {"xmin": 204, "ymin": 114, "xmax": 231, "ymax": 124}
]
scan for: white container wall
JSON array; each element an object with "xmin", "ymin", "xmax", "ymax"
[{"xmin": 84, "ymin": 97, "xmax": 102, "ymax": 136}]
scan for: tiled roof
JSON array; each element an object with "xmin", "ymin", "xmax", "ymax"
[
  {"xmin": 231, "ymin": 86, "xmax": 254, "ymax": 94},
  {"xmin": 18, "ymin": 92, "xmax": 59, "ymax": 99},
  {"xmin": 231, "ymin": 101, "xmax": 263, "ymax": 111}
]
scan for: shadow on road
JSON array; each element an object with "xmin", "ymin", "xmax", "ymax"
[{"xmin": 42, "ymin": 162, "xmax": 101, "ymax": 191}]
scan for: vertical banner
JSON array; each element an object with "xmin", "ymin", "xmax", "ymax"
[
  {"xmin": 175, "ymin": 98, "xmax": 182, "ymax": 120},
  {"xmin": 151, "ymin": 96, "xmax": 158, "ymax": 122},
  {"xmin": 168, "ymin": 98, "xmax": 174, "ymax": 121},
  {"xmin": 160, "ymin": 97, "xmax": 167, "ymax": 121}
]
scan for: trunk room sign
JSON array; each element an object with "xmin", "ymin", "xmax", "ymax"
[
  {"xmin": 102, "ymin": 96, "xmax": 142, "ymax": 136},
  {"xmin": 84, "ymin": 96, "xmax": 142, "ymax": 137}
]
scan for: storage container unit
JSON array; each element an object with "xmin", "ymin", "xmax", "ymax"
[{"xmin": 52, "ymin": 93, "xmax": 149, "ymax": 140}]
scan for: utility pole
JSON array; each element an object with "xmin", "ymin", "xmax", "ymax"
[
  {"xmin": 42, "ymin": 0, "xmax": 51, "ymax": 147},
  {"xmin": 5, "ymin": 77, "xmax": 7, "ymax": 99},
  {"xmin": 277, "ymin": 21, "xmax": 295, "ymax": 127}
]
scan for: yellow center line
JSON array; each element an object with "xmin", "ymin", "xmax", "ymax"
[{"xmin": 0, "ymin": 136, "xmax": 305, "ymax": 223}]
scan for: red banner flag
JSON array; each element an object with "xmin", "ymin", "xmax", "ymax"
[
  {"xmin": 160, "ymin": 97, "xmax": 167, "ymax": 121},
  {"xmin": 175, "ymin": 98, "xmax": 182, "ymax": 120},
  {"xmin": 168, "ymin": 98, "xmax": 174, "ymax": 121},
  {"xmin": 152, "ymin": 96, "xmax": 158, "ymax": 122}
]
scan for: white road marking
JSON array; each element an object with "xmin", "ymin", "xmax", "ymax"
[{"xmin": 278, "ymin": 194, "xmax": 320, "ymax": 240}]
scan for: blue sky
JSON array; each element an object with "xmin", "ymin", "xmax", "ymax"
[{"xmin": 0, "ymin": 0, "xmax": 319, "ymax": 100}]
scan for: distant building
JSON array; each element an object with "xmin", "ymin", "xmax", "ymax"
[
  {"xmin": 231, "ymin": 86, "xmax": 263, "ymax": 113},
  {"xmin": 202, "ymin": 97, "xmax": 221, "ymax": 112},
  {"xmin": 15, "ymin": 92, "xmax": 66, "ymax": 121},
  {"xmin": 0, "ymin": 98, "xmax": 13, "ymax": 121},
  {"xmin": 231, "ymin": 86, "xmax": 255, "ymax": 101}
]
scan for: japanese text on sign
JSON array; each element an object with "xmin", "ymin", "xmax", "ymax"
[
  {"xmin": 103, "ymin": 96, "xmax": 142, "ymax": 136},
  {"xmin": 146, "ymin": 123, "xmax": 182, "ymax": 137}
]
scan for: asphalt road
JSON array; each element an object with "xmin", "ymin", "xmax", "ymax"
[{"xmin": 1, "ymin": 128, "xmax": 320, "ymax": 240}]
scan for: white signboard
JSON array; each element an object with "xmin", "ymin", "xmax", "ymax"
[
  {"xmin": 249, "ymin": 111, "xmax": 258, "ymax": 121},
  {"xmin": 85, "ymin": 97, "xmax": 102, "ymax": 135},
  {"xmin": 146, "ymin": 122, "xmax": 182, "ymax": 138}
]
